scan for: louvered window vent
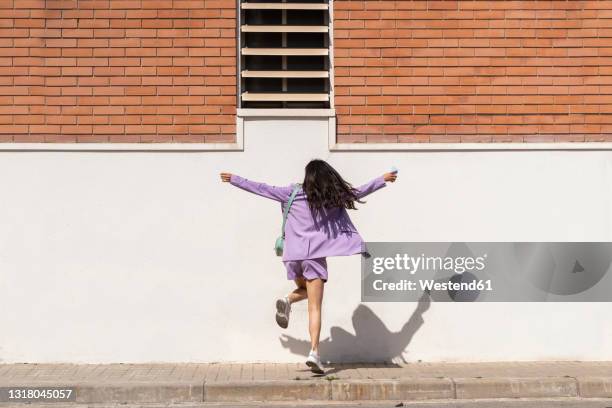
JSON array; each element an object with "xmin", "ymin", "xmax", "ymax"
[{"xmin": 238, "ymin": 0, "xmax": 332, "ymax": 108}]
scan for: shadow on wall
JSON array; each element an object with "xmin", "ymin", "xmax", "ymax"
[{"xmin": 279, "ymin": 291, "xmax": 431, "ymax": 363}]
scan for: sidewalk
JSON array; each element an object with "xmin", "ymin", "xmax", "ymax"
[{"xmin": 0, "ymin": 362, "xmax": 611, "ymax": 404}]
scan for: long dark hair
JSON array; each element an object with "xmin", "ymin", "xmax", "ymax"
[{"xmin": 302, "ymin": 159, "xmax": 363, "ymax": 212}]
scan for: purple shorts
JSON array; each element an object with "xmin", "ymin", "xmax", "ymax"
[{"xmin": 284, "ymin": 258, "xmax": 328, "ymax": 282}]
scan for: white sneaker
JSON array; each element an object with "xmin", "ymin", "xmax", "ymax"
[
  {"xmin": 275, "ymin": 297, "xmax": 291, "ymax": 329},
  {"xmin": 306, "ymin": 350, "xmax": 325, "ymax": 374}
]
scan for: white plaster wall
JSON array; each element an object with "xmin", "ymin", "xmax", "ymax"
[{"xmin": 0, "ymin": 117, "xmax": 611, "ymax": 363}]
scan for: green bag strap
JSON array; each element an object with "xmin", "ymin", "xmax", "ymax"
[{"xmin": 281, "ymin": 184, "xmax": 301, "ymax": 238}]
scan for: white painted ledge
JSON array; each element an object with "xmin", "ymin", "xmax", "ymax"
[
  {"xmin": 328, "ymin": 128, "xmax": 612, "ymax": 151},
  {"xmin": 0, "ymin": 142, "xmax": 243, "ymax": 152},
  {"xmin": 329, "ymin": 142, "xmax": 612, "ymax": 151},
  {"xmin": 3, "ymin": 127, "xmax": 612, "ymax": 153},
  {"xmin": 0, "ymin": 121, "xmax": 245, "ymax": 152}
]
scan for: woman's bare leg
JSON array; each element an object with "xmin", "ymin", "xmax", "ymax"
[
  {"xmin": 276, "ymin": 279, "xmax": 307, "ymax": 329},
  {"xmin": 288, "ymin": 278, "xmax": 307, "ymax": 304},
  {"xmin": 305, "ymin": 278, "xmax": 324, "ymax": 353}
]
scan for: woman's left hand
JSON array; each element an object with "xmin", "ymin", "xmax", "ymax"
[{"xmin": 383, "ymin": 172, "xmax": 397, "ymax": 183}]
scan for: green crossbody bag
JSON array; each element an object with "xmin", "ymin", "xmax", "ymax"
[{"xmin": 274, "ymin": 184, "xmax": 301, "ymax": 257}]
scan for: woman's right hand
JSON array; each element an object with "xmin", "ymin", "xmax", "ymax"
[{"xmin": 220, "ymin": 172, "xmax": 232, "ymax": 182}]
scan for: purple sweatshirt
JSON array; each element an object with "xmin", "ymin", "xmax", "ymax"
[{"xmin": 230, "ymin": 174, "xmax": 387, "ymax": 261}]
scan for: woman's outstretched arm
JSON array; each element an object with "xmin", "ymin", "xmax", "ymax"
[
  {"xmin": 354, "ymin": 172, "xmax": 397, "ymax": 199},
  {"xmin": 220, "ymin": 172, "xmax": 293, "ymax": 202}
]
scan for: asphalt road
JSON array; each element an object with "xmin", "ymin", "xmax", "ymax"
[
  {"xmin": 13, "ymin": 399, "xmax": 612, "ymax": 408},
  {"xmin": 199, "ymin": 400, "xmax": 612, "ymax": 408}
]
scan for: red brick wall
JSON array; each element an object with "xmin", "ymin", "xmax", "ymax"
[
  {"xmin": 333, "ymin": 1, "xmax": 612, "ymax": 143},
  {"xmin": 0, "ymin": 0, "xmax": 236, "ymax": 143}
]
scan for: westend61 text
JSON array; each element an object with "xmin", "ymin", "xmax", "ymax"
[{"xmin": 373, "ymin": 279, "xmax": 493, "ymax": 292}]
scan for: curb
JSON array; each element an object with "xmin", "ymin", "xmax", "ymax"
[
  {"xmin": 330, "ymin": 378, "xmax": 454, "ymax": 401},
  {"xmin": 203, "ymin": 377, "xmax": 612, "ymax": 403},
  {"xmin": 205, "ymin": 380, "xmax": 330, "ymax": 402},
  {"xmin": 578, "ymin": 377, "xmax": 612, "ymax": 398},
  {"xmin": 1, "ymin": 377, "xmax": 611, "ymax": 403},
  {"xmin": 454, "ymin": 377, "xmax": 577, "ymax": 399},
  {"xmin": 74, "ymin": 382, "xmax": 203, "ymax": 404}
]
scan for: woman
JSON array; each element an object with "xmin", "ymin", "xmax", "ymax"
[{"xmin": 220, "ymin": 159, "xmax": 397, "ymax": 373}]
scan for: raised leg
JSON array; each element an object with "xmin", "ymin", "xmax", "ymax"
[{"xmin": 287, "ymin": 277, "xmax": 307, "ymax": 304}]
